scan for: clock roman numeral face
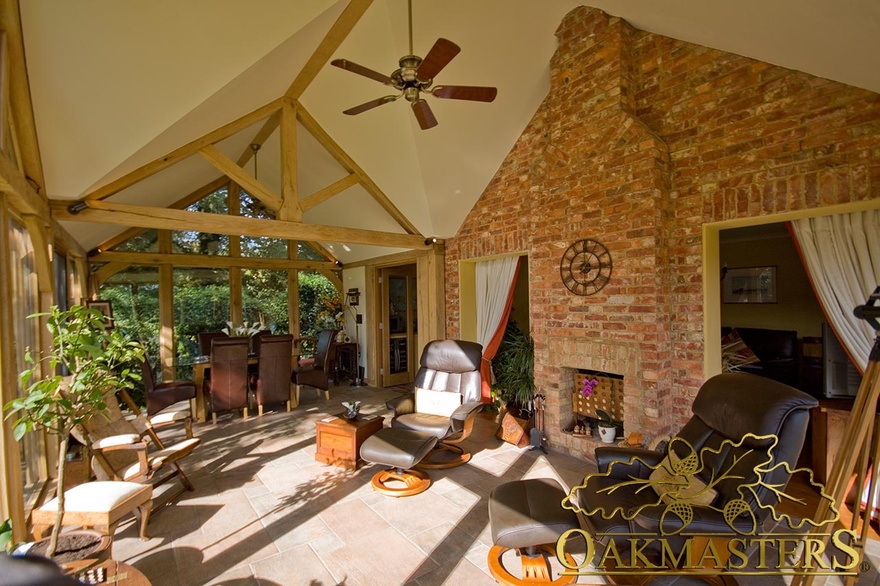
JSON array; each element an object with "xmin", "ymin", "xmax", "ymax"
[{"xmin": 560, "ymin": 239, "xmax": 612, "ymax": 296}]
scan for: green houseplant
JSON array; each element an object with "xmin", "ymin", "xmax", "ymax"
[
  {"xmin": 595, "ymin": 409, "xmax": 619, "ymax": 444},
  {"xmin": 491, "ymin": 320, "xmax": 535, "ymax": 417},
  {"xmin": 5, "ymin": 305, "xmax": 145, "ymax": 558}
]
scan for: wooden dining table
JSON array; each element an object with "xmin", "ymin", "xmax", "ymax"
[{"xmin": 184, "ymin": 352, "xmax": 300, "ymax": 423}]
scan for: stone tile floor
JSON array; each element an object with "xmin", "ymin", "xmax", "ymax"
[{"xmin": 107, "ymin": 383, "xmax": 879, "ymax": 586}]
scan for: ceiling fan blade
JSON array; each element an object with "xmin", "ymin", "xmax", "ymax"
[
  {"xmin": 415, "ymin": 38, "xmax": 460, "ymax": 82},
  {"xmin": 411, "ymin": 99, "xmax": 438, "ymax": 130},
  {"xmin": 432, "ymin": 85, "xmax": 498, "ymax": 102},
  {"xmin": 331, "ymin": 59, "xmax": 394, "ymax": 85},
  {"xmin": 342, "ymin": 94, "xmax": 400, "ymax": 116}
]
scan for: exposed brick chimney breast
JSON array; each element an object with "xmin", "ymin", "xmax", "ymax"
[{"xmin": 445, "ymin": 7, "xmax": 880, "ymax": 459}]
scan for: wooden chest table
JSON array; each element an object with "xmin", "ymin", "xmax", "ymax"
[{"xmin": 315, "ymin": 413, "xmax": 384, "ymax": 470}]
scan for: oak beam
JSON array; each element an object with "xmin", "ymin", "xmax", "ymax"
[
  {"xmin": 51, "ymin": 200, "xmax": 428, "ymax": 249},
  {"xmin": 0, "ymin": 0, "xmax": 44, "ymax": 190},
  {"xmin": 279, "ymin": 100, "xmax": 302, "ymax": 221},
  {"xmin": 91, "ymin": 262, "xmax": 129, "ymax": 289},
  {"xmin": 286, "ymin": 0, "xmax": 374, "ymax": 100},
  {"xmin": 301, "ymin": 173, "xmax": 359, "ymax": 212},
  {"xmin": 296, "ymin": 104, "xmax": 420, "ymax": 235},
  {"xmin": 90, "ymin": 251, "xmax": 338, "ymax": 271},
  {"xmin": 91, "ymin": 177, "xmax": 230, "ymax": 253},
  {"xmin": 83, "ymin": 98, "xmax": 283, "ymax": 202},
  {"xmin": 0, "ymin": 152, "xmax": 48, "ymax": 217},
  {"xmin": 199, "ymin": 145, "xmax": 282, "ymax": 212},
  {"xmin": 237, "ymin": 111, "xmax": 281, "ymax": 167}
]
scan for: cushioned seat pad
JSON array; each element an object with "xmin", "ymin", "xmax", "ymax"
[
  {"xmin": 490, "ymin": 478, "xmax": 579, "ymax": 549},
  {"xmin": 360, "ymin": 428, "xmax": 438, "ymax": 470},
  {"xmin": 391, "ymin": 413, "xmax": 451, "ymax": 439}
]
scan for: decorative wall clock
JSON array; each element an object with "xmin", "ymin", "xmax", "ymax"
[{"xmin": 560, "ymin": 239, "xmax": 612, "ymax": 296}]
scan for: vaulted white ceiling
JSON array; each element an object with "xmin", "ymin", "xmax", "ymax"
[{"xmin": 20, "ymin": 0, "xmax": 880, "ymax": 262}]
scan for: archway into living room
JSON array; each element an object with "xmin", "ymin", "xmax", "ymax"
[
  {"xmin": 702, "ymin": 199, "xmax": 880, "ymax": 381},
  {"xmin": 459, "ymin": 253, "xmax": 530, "ymax": 397}
]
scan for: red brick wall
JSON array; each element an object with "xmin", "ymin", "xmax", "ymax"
[{"xmin": 445, "ymin": 7, "xmax": 880, "ymax": 457}]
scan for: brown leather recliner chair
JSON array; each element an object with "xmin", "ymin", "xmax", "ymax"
[
  {"xmin": 291, "ymin": 329, "xmax": 338, "ymax": 401},
  {"xmin": 205, "ymin": 337, "xmax": 250, "ymax": 423},
  {"xmin": 487, "ymin": 373, "xmax": 819, "ymax": 585},
  {"xmin": 254, "ymin": 334, "xmax": 295, "ymax": 414},
  {"xmin": 386, "ymin": 339, "xmax": 484, "ymax": 469}
]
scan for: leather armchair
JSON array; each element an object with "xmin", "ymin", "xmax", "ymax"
[
  {"xmin": 487, "ymin": 373, "xmax": 819, "ymax": 584},
  {"xmin": 140, "ymin": 355, "xmax": 196, "ymax": 416},
  {"xmin": 577, "ymin": 373, "xmax": 817, "ymax": 541},
  {"xmin": 254, "ymin": 334, "xmax": 295, "ymax": 414},
  {"xmin": 291, "ymin": 329, "xmax": 338, "ymax": 401},
  {"xmin": 386, "ymin": 339, "xmax": 484, "ymax": 469}
]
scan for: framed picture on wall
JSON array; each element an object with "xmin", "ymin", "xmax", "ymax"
[
  {"xmin": 722, "ymin": 266, "xmax": 777, "ymax": 304},
  {"xmin": 86, "ymin": 299, "xmax": 115, "ymax": 329}
]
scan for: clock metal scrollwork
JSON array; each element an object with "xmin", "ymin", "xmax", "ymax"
[{"xmin": 560, "ymin": 239, "xmax": 612, "ymax": 296}]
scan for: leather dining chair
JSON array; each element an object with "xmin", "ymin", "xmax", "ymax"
[
  {"xmin": 206, "ymin": 337, "xmax": 250, "ymax": 423},
  {"xmin": 291, "ymin": 329, "xmax": 338, "ymax": 401},
  {"xmin": 254, "ymin": 334, "xmax": 295, "ymax": 414},
  {"xmin": 197, "ymin": 331, "xmax": 228, "ymax": 356},
  {"xmin": 140, "ymin": 355, "xmax": 196, "ymax": 416}
]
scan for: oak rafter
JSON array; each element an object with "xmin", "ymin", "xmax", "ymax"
[{"xmin": 51, "ymin": 199, "xmax": 429, "ymax": 250}]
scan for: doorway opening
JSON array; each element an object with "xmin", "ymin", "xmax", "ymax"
[{"xmin": 378, "ymin": 264, "xmax": 418, "ymax": 387}]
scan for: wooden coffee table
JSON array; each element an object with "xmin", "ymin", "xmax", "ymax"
[{"xmin": 315, "ymin": 413, "xmax": 384, "ymax": 470}]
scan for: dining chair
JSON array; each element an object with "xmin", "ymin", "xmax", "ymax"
[
  {"xmin": 140, "ymin": 355, "xmax": 196, "ymax": 416},
  {"xmin": 206, "ymin": 337, "xmax": 250, "ymax": 423},
  {"xmin": 197, "ymin": 331, "xmax": 228, "ymax": 356},
  {"xmin": 254, "ymin": 334, "xmax": 295, "ymax": 414},
  {"xmin": 291, "ymin": 329, "xmax": 338, "ymax": 401}
]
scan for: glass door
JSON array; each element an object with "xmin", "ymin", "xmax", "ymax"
[{"xmin": 381, "ymin": 265, "xmax": 417, "ymax": 386}]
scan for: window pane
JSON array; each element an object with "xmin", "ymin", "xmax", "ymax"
[
  {"xmin": 8, "ymin": 218, "xmax": 43, "ymax": 504},
  {"xmin": 100, "ymin": 267, "xmax": 160, "ymax": 405},
  {"xmin": 298, "ymin": 271, "xmax": 338, "ymax": 338},
  {"xmin": 173, "ymin": 188, "xmax": 229, "ymax": 255},
  {"xmin": 112, "ymin": 230, "xmax": 158, "ymax": 252},
  {"xmin": 174, "ymin": 268, "xmax": 230, "ymax": 367},
  {"xmin": 240, "ymin": 192, "xmax": 285, "ymax": 258},
  {"xmin": 242, "ymin": 269, "xmax": 289, "ymax": 333}
]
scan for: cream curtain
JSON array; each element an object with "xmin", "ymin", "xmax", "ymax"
[
  {"xmin": 790, "ymin": 209, "xmax": 880, "ymax": 371},
  {"xmin": 475, "ymin": 256, "xmax": 520, "ymax": 399}
]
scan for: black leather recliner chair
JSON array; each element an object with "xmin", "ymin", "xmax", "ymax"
[
  {"xmin": 386, "ymin": 339, "xmax": 484, "ymax": 469},
  {"xmin": 487, "ymin": 373, "xmax": 819, "ymax": 584}
]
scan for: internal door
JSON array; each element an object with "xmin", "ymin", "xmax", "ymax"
[{"xmin": 380, "ymin": 265, "xmax": 417, "ymax": 386}]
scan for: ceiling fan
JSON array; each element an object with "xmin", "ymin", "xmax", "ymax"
[{"xmin": 330, "ymin": 0, "xmax": 498, "ymax": 129}]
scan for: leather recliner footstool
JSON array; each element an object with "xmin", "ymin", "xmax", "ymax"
[
  {"xmin": 359, "ymin": 428, "xmax": 439, "ymax": 497},
  {"xmin": 488, "ymin": 478, "xmax": 579, "ymax": 585}
]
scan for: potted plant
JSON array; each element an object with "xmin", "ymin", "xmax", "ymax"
[
  {"xmin": 490, "ymin": 320, "xmax": 535, "ymax": 419},
  {"xmin": 596, "ymin": 409, "xmax": 618, "ymax": 444},
  {"xmin": 5, "ymin": 305, "xmax": 145, "ymax": 560}
]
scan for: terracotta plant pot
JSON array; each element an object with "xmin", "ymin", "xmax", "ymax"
[{"xmin": 26, "ymin": 530, "xmax": 112, "ymax": 574}]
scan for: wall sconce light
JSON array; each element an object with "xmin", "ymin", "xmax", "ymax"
[
  {"xmin": 67, "ymin": 200, "xmax": 89, "ymax": 214},
  {"xmin": 424, "ymin": 237, "xmax": 438, "ymax": 245},
  {"xmin": 335, "ymin": 260, "xmax": 343, "ymax": 267},
  {"xmin": 346, "ymin": 288, "xmax": 361, "ymax": 306}
]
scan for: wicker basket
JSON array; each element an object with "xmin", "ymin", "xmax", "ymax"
[{"xmin": 572, "ymin": 372, "xmax": 623, "ymax": 421}]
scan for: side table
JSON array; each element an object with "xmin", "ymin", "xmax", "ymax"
[{"xmin": 315, "ymin": 413, "xmax": 384, "ymax": 470}]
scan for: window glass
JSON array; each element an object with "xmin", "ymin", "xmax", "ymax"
[
  {"xmin": 298, "ymin": 271, "xmax": 338, "ymax": 339},
  {"xmin": 240, "ymin": 192, "xmax": 285, "ymax": 258},
  {"xmin": 174, "ymin": 268, "xmax": 230, "ymax": 368},
  {"xmin": 53, "ymin": 251, "xmax": 68, "ymax": 311},
  {"xmin": 112, "ymin": 230, "xmax": 158, "ymax": 252},
  {"xmin": 172, "ymin": 188, "xmax": 229, "ymax": 255},
  {"xmin": 8, "ymin": 218, "xmax": 44, "ymax": 505},
  {"xmin": 242, "ymin": 269, "xmax": 289, "ymax": 333},
  {"xmin": 99, "ymin": 266, "xmax": 160, "ymax": 404}
]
